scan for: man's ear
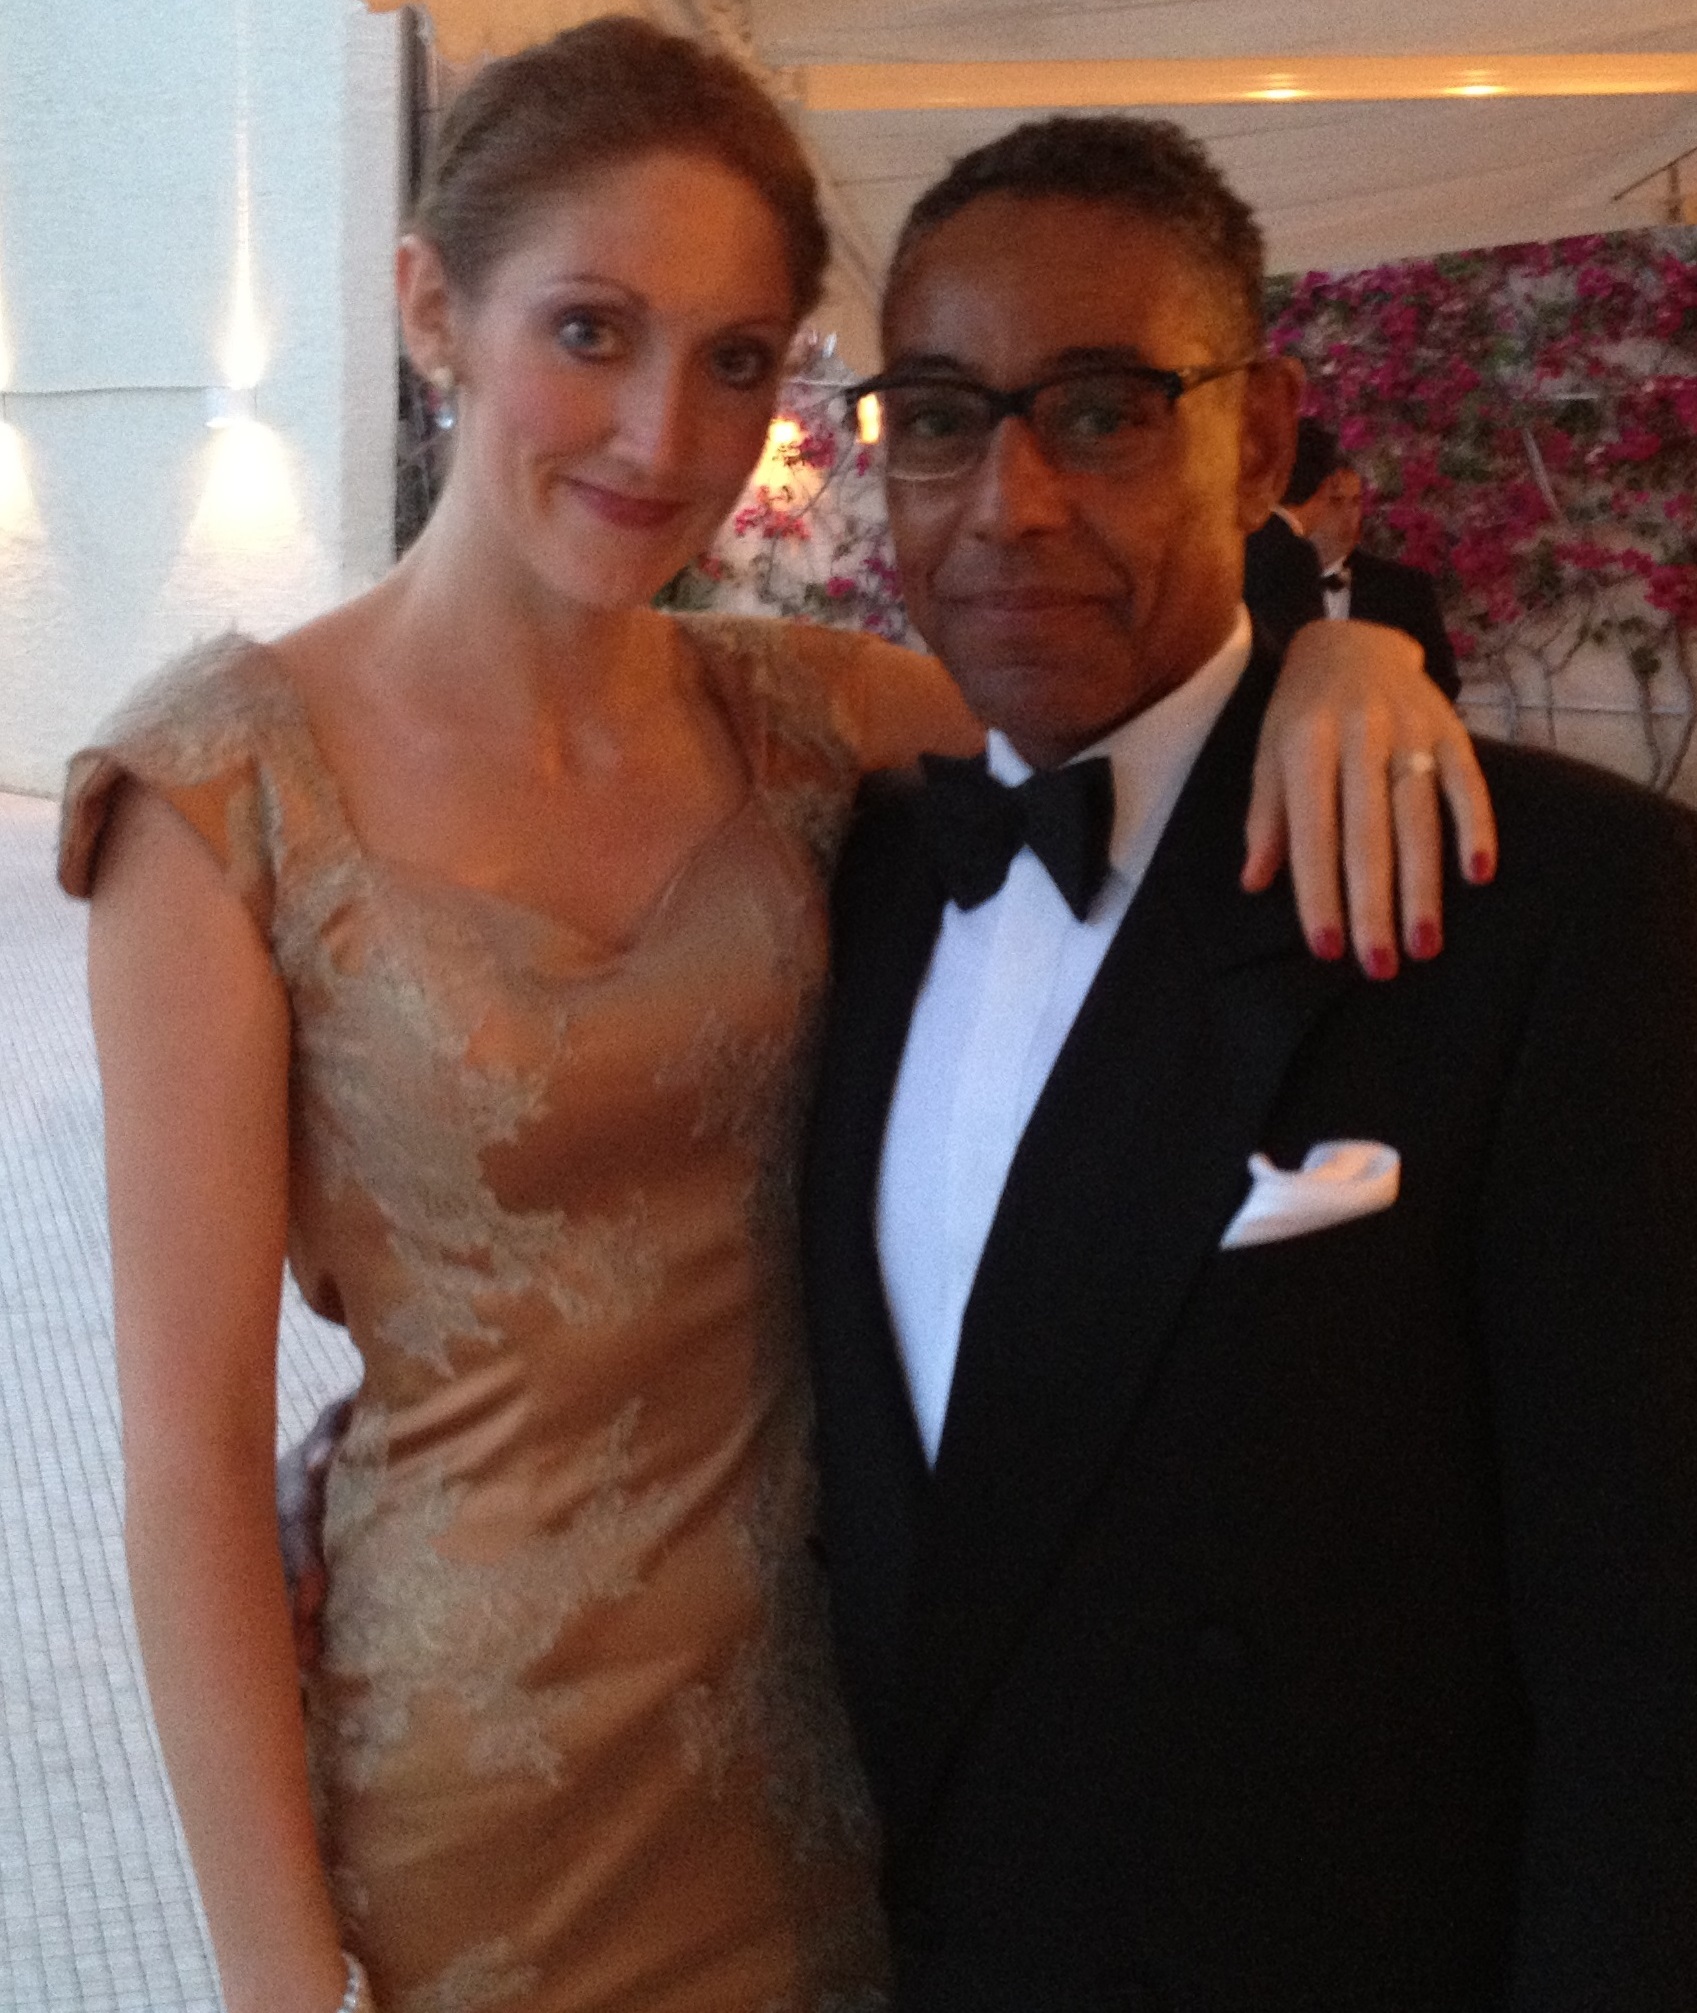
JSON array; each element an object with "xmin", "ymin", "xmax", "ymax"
[
  {"xmin": 1237, "ymin": 354, "xmax": 1304, "ymax": 533},
  {"xmin": 396, "ymin": 234, "xmax": 460, "ymax": 386}
]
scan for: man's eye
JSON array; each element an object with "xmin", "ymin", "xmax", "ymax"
[
  {"xmin": 1050, "ymin": 385, "xmax": 1149, "ymax": 442},
  {"xmin": 709, "ymin": 341, "xmax": 777, "ymax": 391},
  {"xmin": 1063, "ymin": 400, "xmax": 1130, "ymax": 439},
  {"xmin": 555, "ymin": 311, "xmax": 623, "ymax": 360},
  {"xmin": 892, "ymin": 394, "xmax": 980, "ymax": 442}
]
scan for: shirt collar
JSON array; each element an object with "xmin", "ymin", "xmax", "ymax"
[{"xmin": 986, "ymin": 605, "xmax": 1252, "ymax": 883}]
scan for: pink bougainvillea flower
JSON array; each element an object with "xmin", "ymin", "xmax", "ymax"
[{"xmin": 1264, "ymin": 223, "xmax": 1696, "ymax": 677}]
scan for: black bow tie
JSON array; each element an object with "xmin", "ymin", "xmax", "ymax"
[
  {"xmin": 1321, "ymin": 566, "xmax": 1351, "ymax": 590},
  {"xmin": 918, "ymin": 752, "xmax": 1116, "ymax": 922}
]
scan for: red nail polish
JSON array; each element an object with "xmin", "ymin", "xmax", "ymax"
[
  {"xmin": 1411, "ymin": 920, "xmax": 1442, "ymax": 960},
  {"xmin": 1366, "ymin": 946, "xmax": 1398, "ymax": 981},
  {"xmin": 1311, "ymin": 926, "xmax": 1345, "ymax": 961},
  {"xmin": 1468, "ymin": 850, "xmax": 1496, "ymax": 883}
]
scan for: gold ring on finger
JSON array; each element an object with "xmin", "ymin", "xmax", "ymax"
[{"xmin": 1389, "ymin": 749, "xmax": 1439, "ymax": 783}]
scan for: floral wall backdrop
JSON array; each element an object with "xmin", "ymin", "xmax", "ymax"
[
  {"xmin": 1268, "ymin": 226, "xmax": 1697, "ymax": 794},
  {"xmin": 660, "ymin": 339, "xmax": 914, "ymax": 644}
]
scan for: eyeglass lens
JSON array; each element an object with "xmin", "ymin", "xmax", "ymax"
[{"xmin": 861, "ymin": 371, "xmax": 1175, "ymax": 480}]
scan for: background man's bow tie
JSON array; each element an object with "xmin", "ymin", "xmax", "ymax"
[
  {"xmin": 1321, "ymin": 565, "xmax": 1352, "ymax": 590},
  {"xmin": 918, "ymin": 752, "xmax": 1115, "ymax": 922}
]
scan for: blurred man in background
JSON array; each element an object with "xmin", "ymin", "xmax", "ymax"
[{"xmin": 1284, "ymin": 418, "xmax": 1460, "ymax": 698}]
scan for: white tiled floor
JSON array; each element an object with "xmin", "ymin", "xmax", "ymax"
[{"xmin": 0, "ymin": 791, "xmax": 361, "ymax": 2012}]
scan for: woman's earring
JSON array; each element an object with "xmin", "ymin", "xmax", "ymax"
[{"xmin": 428, "ymin": 365, "xmax": 456, "ymax": 430}]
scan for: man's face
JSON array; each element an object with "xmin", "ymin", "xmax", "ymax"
[
  {"xmin": 1304, "ymin": 467, "xmax": 1364, "ymax": 570},
  {"xmin": 880, "ymin": 193, "xmax": 1299, "ymax": 767}
]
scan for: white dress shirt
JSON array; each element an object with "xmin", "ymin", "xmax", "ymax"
[
  {"xmin": 876, "ymin": 609, "xmax": 1253, "ymax": 1462},
  {"xmin": 1321, "ymin": 566, "xmax": 1352, "ymax": 621}
]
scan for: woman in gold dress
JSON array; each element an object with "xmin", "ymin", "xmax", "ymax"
[{"xmin": 58, "ymin": 20, "xmax": 1490, "ymax": 2013}]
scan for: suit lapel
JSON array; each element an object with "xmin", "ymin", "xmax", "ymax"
[
  {"xmin": 801, "ymin": 779, "xmax": 944, "ymax": 1777},
  {"xmin": 892, "ymin": 644, "xmax": 1355, "ymax": 1833},
  {"xmin": 805, "ymin": 782, "xmax": 944, "ymax": 1479}
]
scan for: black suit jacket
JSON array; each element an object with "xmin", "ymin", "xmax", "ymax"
[
  {"xmin": 1241, "ymin": 513, "xmax": 1324, "ymax": 653},
  {"xmin": 801, "ymin": 642, "xmax": 1697, "ymax": 2012},
  {"xmin": 1347, "ymin": 547, "xmax": 1461, "ymax": 699}
]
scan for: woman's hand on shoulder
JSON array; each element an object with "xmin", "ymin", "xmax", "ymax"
[
  {"xmin": 1243, "ymin": 618, "xmax": 1496, "ymax": 977},
  {"xmin": 838, "ymin": 635, "xmax": 984, "ymax": 771}
]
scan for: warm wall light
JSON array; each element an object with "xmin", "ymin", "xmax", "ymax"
[
  {"xmin": 1250, "ymin": 74, "xmax": 1307, "ymax": 101},
  {"xmin": 205, "ymin": 385, "xmax": 259, "ymax": 428},
  {"xmin": 0, "ymin": 220, "xmax": 12, "ymax": 399},
  {"xmin": 0, "ymin": 418, "xmax": 37, "ymax": 536},
  {"xmin": 221, "ymin": 13, "xmax": 267, "ymax": 402},
  {"xmin": 221, "ymin": 117, "xmax": 267, "ymax": 392},
  {"xmin": 0, "ymin": 268, "xmax": 39, "ymax": 539},
  {"xmin": 755, "ymin": 415, "xmax": 806, "ymax": 491},
  {"xmin": 797, "ymin": 53, "xmax": 1697, "ymax": 111},
  {"xmin": 192, "ymin": 417, "xmax": 299, "ymax": 551},
  {"xmin": 856, "ymin": 393, "xmax": 882, "ymax": 447},
  {"xmin": 192, "ymin": 7, "xmax": 290, "ymax": 551},
  {"xmin": 741, "ymin": 412, "xmax": 830, "ymax": 517}
]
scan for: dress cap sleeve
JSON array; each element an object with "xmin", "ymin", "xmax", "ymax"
[{"xmin": 58, "ymin": 634, "xmax": 285, "ymax": 937}]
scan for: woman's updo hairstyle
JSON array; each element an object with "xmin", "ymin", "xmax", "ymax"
[{"xmin": 411, "ymin": 15, "xmax": 829, "ymax": 318}]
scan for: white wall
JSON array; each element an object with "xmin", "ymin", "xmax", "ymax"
[{"xmin": 0, "ymin": 0, "xmax": 400, "ymax": 795}]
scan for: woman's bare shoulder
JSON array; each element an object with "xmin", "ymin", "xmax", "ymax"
[{"xmin": 256, "ymin": 580, "xmax": 395, "ymax": 714}]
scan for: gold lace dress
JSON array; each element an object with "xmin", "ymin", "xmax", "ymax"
[{"xmin": 58, "ymin": 616, "xmax": 909, "ymax": 2013}]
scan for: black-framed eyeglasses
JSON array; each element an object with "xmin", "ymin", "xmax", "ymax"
[{"xmin": 843, "ymin": 358, "xmax": 1262, "ymax": 482}]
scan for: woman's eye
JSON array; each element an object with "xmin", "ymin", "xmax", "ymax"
[
  {"xmin": 709, "ymin": 341, "xmax": 777, "ymax": 391},
  {"xmin": 554, "ymin": 311, "xmax": 623, "ymax": 360}
]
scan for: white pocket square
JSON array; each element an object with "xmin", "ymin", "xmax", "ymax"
[{"xmin": 1219, "ymin": 1139, "xmax": 1400, "ymax": 1249}]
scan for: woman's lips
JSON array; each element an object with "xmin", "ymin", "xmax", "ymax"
[{"xmin": 566, "ymin": 479, "xmax": 688, "ymax": 531}]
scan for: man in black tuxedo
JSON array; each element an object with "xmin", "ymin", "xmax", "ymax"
[
  {"xmin": 1286, "ymin": 419, "xmax": 1461, "ymax": 699},
  {"xmin": 805, "ymin": 116, "xmax": 1697, "ymax": 2012},
  {"xmin": 1241, "ymin": 425, "xmax": 1325, "ymax": 651}
]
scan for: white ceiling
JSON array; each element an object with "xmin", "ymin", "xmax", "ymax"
[
  {"xmin": 801, "ymin": 93, "xmax": 1697, "ymax": 275},
  {"xmin": 389, "ymin": 0, "xmax": 1697, "ymax": 364}
]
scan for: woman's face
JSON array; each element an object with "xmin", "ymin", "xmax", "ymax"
[{"xmin": 432, "ymin": 150, "xmax": 799, "ymax": 611}]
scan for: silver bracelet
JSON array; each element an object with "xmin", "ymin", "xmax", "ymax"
[{"xmin": 337, "ymin": 1952, "xmax": 375, "ymax": 2013}]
